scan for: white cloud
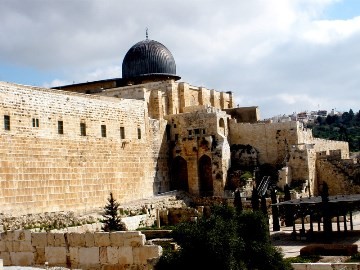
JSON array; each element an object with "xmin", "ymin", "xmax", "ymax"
[
  {"xmin": 1, "ymin": 0, "xmax": 360, "ymax": 119},
  {"xmin": 301, "ymin": 16, "xmax": 360, "ymax": 44}
]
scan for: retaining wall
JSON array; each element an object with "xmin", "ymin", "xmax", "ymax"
[{"xmin": 0, "ymin": 230, "xmax": 162, "ymax": 270}]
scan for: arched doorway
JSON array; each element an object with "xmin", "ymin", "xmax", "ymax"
[
  {"xmin": 171, "ymin": 156, "xmax": 189, "ymax": 192},
  {"xmin": 199, "ymin": 155, "xmax": 213, "ymax": 196}
]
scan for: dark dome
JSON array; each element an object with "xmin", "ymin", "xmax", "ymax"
[{"xmin": 122, "ymin": 39, "xmax": 178, "ymax": 79}]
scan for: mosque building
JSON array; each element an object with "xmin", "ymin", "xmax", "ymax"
[{"xmin": 0, "ymin": 36, "xmax": 353, "ymax": 215}]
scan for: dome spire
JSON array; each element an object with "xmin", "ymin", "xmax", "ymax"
[{"xmin": 146, "ymin": 27, "xmax": 149, "ymax": 40}]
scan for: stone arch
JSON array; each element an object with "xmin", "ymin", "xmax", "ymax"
[
  {"xmin": 199, "ymin": 155, "xmax": 213, "ymax": 196},
  {"xmin": 171, "ymin": 156, "xmax": 189, "ymax": 192}
]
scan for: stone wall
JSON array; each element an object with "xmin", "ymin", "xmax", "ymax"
[
  {"xmin": 229, "ymin": 121, "xmax": 300, "ymax": 165},
  {"xmin": 0, "ymin": 230, "xmax": 161, "ymax": 269},
  {"xmin": 316, "ymin": 156, "xmax": 360, "ymax": 195},
  {"xmin": 0, "ymin": 82, "xmax": 168, "ymax": 215},
  {"xmin": 165, "ymin": 107, "xmax": 231, "ymax": 196}
]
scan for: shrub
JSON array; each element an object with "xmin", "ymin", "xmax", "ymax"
[{"xmin": 155, "ymin": 205, "xmax": 292, "ymax": 270}]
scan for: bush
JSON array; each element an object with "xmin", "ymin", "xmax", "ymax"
[{"xmin": 155, "ymin": 205, "xmax": 292, "ymax": 270}]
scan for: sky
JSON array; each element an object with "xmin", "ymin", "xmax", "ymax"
[{"xmin": 0, "ymin": 0, "xmax": 360, "ymax": 119}]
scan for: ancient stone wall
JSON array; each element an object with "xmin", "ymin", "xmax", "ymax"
[
  {"xmin": 0, "ymin": 230, "xmax": 161, "ymax": 269},
  {"xmin": 0, "ymin": 82, "xmax": 168, "ymax": 215},
  {"xmin": 229, "ymin": 121, "xmax": 299, "ymax": 165},
  {"xmin": 316, "ymin": 155, "xmax": 360, "ymax": 195},
  {"xmin": 165, "ymin": 107, "xmax": 231, "ymax": 196}
]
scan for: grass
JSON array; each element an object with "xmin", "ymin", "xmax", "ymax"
[{"xmin": 284, "ymin": 255, "xmax": 321, "ymax": 264}]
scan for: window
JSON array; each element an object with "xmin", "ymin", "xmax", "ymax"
[
  {"xmin": 137, "ymin": 127, "xmax": 141, "ymax": 139},
  {"xmin": 188, "ymin": 130, "xmax": 192, "ymax": 136},
  {"xmin": 120, "ymin": 127, "xmax": 125, "ymax": 139},
  {"xmin": 194, "ymin": 128, "xmax": 200, "ymax": 135},
  {"xmin": 32, "ymin": 118, "xmax": 39, "ymax": 127},
  {"xmin": 4, "ymin": 115, "xmax": 10, "ymax": 130},
  {"xmin": 58, "ymin": 121, "xmax": 64, "ymax": 134},
  {"xmin": 101, "ymin": 125, "xmax": 107, "ymax": 138},
  {"xmin": 175, "ymin": 134, "xmax": 179, "ymax": 141},
  {"xmin": 80, "ymin": 123, "xmax": 86, "ymax": 136}
]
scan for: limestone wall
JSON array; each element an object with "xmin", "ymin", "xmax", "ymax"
[
  {"xmin": 0, "ymin": 82, "xmax": 168, "ymax": 215},
  {"xmin": 229, "ymin": 121, "xmax": 299, "ymax": 165},
  {"xmin": 0, "ymin": 230, "xmax": 161, "ymax": 269},
  {"xmin": 165, "ymin": 107, "xmax": 231, "ymax": 196},
  {"xmin": 316, "ymin": 157, "xmax": 360, "ymax": 195},
  {"xmin": 311, "ymin": 138, "xmax": 349, "ymax": 159}
]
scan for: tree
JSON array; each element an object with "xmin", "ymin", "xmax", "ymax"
[
  {"xmin": 102, "ymin": 192, "xmax": 126, "ymax": 232},
  {"xmin": 234, "ymin": 188, "xmax": 243, "ymax": 214},
  {"xmin": 271, "ymin": 189, "xmax": 280, "ymax": 231},
  {"xmin": 251, "ymin": 187, "xmax": 260, "ymax": 211},
  {"xmin": 283, "ymin": 184, "xmax": 294, "ymax": 227},
  {"xmin": 155, "ymin": 205, "xmax": 291, "ymax": 270}
]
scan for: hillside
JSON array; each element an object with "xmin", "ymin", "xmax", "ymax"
[{"xmin": 307, "ymin": 109, "xmax": 360, "ymax": 153}]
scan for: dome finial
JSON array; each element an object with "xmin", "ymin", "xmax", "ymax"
[{"xmin": 146, "ymin": 27, "xmax": 149, "ymax": 40}]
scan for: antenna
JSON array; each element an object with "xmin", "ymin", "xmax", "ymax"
[{"xmin": 146, "ymin": 27, "xmax": 149, "ymax": 40}]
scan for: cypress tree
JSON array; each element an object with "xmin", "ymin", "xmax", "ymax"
[{"xmin": 102, "ymin": 192, "xmax": 126, "ymax": 232}]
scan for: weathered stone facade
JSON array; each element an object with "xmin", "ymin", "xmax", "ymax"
[
  {"xmin": 229, "ymin": 120, "xmax": 350, "ymax": 195},
  {"xmin": 0, "ymin": 82, "xmax": 167, "ymax": 215},
  {"xmin": 0, "ymin": 230, "xmax": 161, "ymax": 269}
]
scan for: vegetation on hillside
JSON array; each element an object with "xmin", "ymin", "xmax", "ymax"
[
  {"xmin": 155, "ymin": 204, "xmax": 292, "ymax": 270},
  {"xmin": 307, "ymin": 109, "xmax": 360, "ymax": 153}
]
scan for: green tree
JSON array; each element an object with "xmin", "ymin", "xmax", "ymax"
[
  {"xmin": 102, "ymin": 192, "xmax": 126, "ymax": 232},
  {"xmin": 155, "ymin": 205, "xmax": 292, "ymax": 270}
]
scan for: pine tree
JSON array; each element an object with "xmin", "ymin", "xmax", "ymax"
[{"xmin": 102, "ymin": 192, "xmax": 126, "ymax": 232}]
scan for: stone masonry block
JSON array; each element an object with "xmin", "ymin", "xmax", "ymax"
[
  {"xmin": 0, "ymin": 252, "xmax": 11, "ymax": 266},
  {"xmin": 68, "ymin": 233, "xmax": 85, "ymax": 247},
  {"xmin": 10, "ymin": 252, "xmax": 34, "ymax": 266},
  {"xmin": 123, "ymin": 232, "xmax": 145, "ymax": 247},
  {"xmin": 106, "ymin": 247, "xmax": 119, "ymax": 264},
  {"xmin": 99, "ymin": 246, "xmax": 107, "ymax": 264},
  {"xmin": 32, "ymin": 233, "xmax": 47, "ymax": 247},
  {"xmin": 109, "ymin": 232, "xmax": 125, "ymax": 247},
  {"xmin": 45, "ymin": 247, "xmax": 67, "ymax": 265},
  {"xmin": 47, "ymin": 233, "xmax": 55, "ymax": 247},
  {"xmin": 84, "ymin": 232, "xmax": 94, "ymax": 247},
  {"xmin": 69, "ymin": 247, "xmax": 79, "ymax": 268},
  {"xmin": 53, "ymin": 233, "xmax": 66, "ymax": 247},
  {"xmin": 133, "ymin": 246, "xmax": 162, "ymax": 265},
  {"xmin": 19, "ymin": 241, "xmax": 34, "ymax": 252},
  {"xmin": 0, "ymin": 233, "xmax": 5, "ymax": 241},
  {"xmin": 5, "ymin": 241, "xmax": 13, "ymax": 252},
  {"xmin": 94, "ymin": 232, "xmax": 110, "ymax": 247},
  {"xmin": 118, "ymin": 246, "xmax": 133, "ymax": 265},
  {"xmin": 12, "ymin": 242, "xmax": 21, "ymax": 252},
  {"xmin": 14, "ymin": 230, "xmax": 31, "ymax": 242},
  {"xmin": 78, "ymin": 247, "xmax": 99, "ymax": 266},
  {"xmin": 0, "ymin": 241, "xmax": 5, "ymax": 252},
  {"xmin": 34, "ymin": 247, "xmax": 46, "ymax": 265},
  {"xmin": 2, "ymin": 231, "xmax": 14, "ymax": 241}
]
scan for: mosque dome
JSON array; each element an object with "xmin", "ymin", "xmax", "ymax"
[{"xmin": 122, "ymin": 39, "xmax": 180, "ymax": 81}]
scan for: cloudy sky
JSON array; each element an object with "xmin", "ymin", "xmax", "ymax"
[{"xmin": 1, "ymin": 0, "xmax": 360, "ymax": 119}]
